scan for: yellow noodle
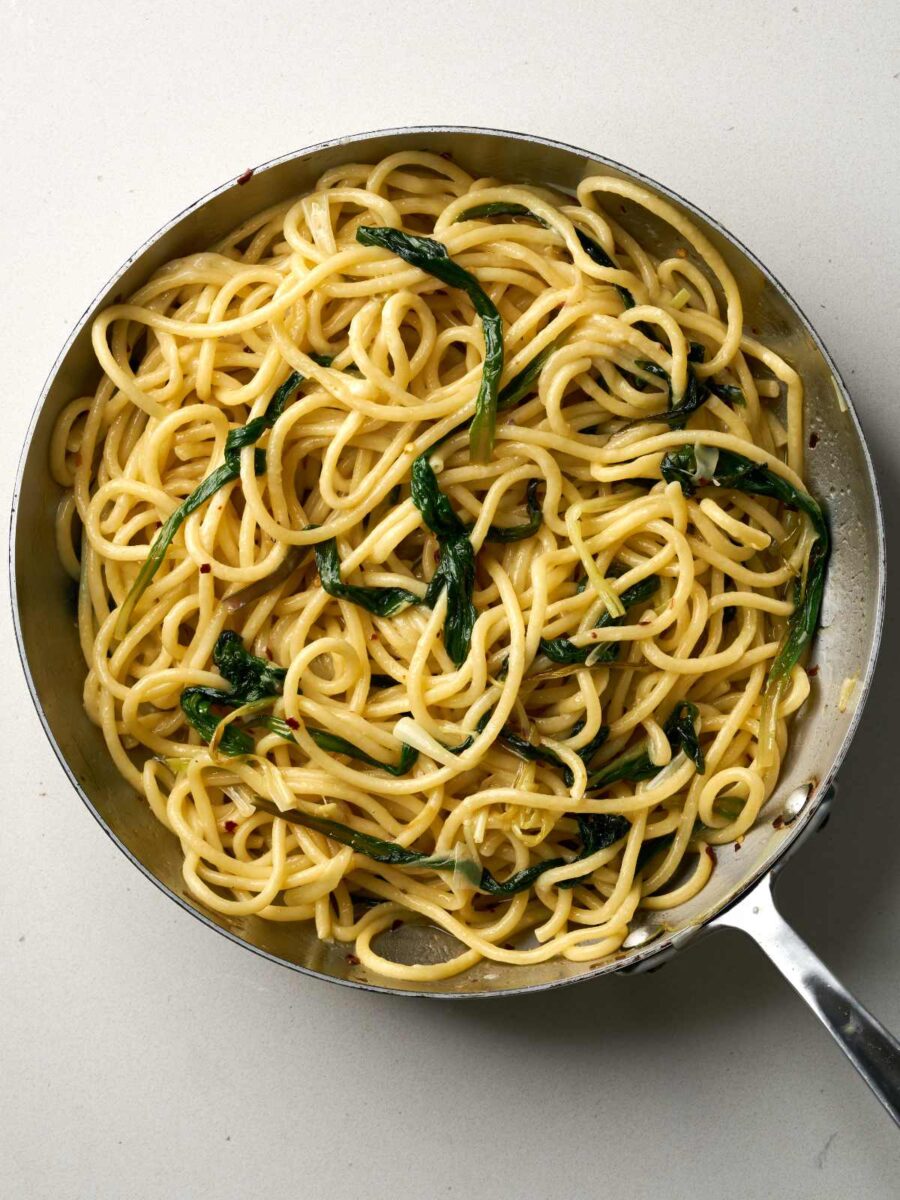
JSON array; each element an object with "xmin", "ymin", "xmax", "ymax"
[{"xmin": 52, "ymin": 151, "xmax": 816, "ymax": 980}]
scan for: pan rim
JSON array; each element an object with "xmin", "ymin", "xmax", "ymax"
[{"xmin": 9, "ymin": 123, "xmax": 887, "ymax": 999}]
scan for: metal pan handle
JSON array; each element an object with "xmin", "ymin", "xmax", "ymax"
[{"xmin": 712, "ymin": 872, "xmax": 900, "ymax": 1127}]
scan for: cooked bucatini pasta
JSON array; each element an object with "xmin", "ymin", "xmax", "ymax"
[{"xmin": 52, "ymin": 150, "xmax": 828, "ymax": 981}]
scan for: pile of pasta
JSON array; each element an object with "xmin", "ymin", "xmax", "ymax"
[{"xmin": 52, "ymin": 150, "xmax": 824, "ymax": 981}]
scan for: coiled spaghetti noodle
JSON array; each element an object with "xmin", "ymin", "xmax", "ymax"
[{"xmin": 52, "ymin": 150, "xmax": 819, "ymax": 981}]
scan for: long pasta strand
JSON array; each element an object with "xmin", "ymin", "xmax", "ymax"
[{"xmin": 52, "ymin": 151, "xmax": 813, "ymax": 981}]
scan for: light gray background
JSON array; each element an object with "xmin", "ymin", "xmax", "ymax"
[{"xmin": 2, "ymin": 2, "xmax": 899, "ymax": 1197}]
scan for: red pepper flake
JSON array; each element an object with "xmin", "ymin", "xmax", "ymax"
[
  {"xmin": 438, "ymin": 151, "xmax": 453, "ymax": 160},
  {"xmin": 807, "ymin": 665, "xmax": 819, "ymax": 678},
  {"xmin": 199, "ymin": 563, "xmax": 211, "ymax": 574},
  {"xmin": 264, "ymin": 648, "xmax": 273, "ymax": 660},
  {"xmin": 773, "ymin": 815, "xmax": 785, "ymax": 829},
  {"xmin": 809, "ymin": 431, "xmax": 820, "ymax": 449},
  {"xmin": 390, "ymin": 919, "xmax": 403, "ymax": 932},
  {"xmin": 370, "ymin": 633, "xmax": 378, "ymax": 641},
  {"xmin": 285, "ymin": 717, "xmax": 299, "ymax": 730},
  {"xmin": 345, "ymin": 953, "xmax": 361, "ymax": 965},
  {"xmin": 74, "ymin": 452, "xmax": 82, "ymax": 467},
  {"xmin": 705, "ymin": 845, "xmax": 716, "ymax": 863},
  {"xmin": 676, "ymin": 247, "xmax": 688, "ymax": 259},
  {"xmin": 237, "ymin": 167, "xmax": 254, "ymax": 185},
  {"xmin": 224, "ymin": 820, "xmax": 237, "ymax": 833}
]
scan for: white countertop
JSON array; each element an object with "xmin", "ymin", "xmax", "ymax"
[{"xmin": 3, "ymin": 2, "xmax": 899, "ymax": 1196}]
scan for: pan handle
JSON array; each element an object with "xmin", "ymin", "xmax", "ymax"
[{"xmin": 711, "ymin": 872, "xmax": 900, "ymax": 1126}]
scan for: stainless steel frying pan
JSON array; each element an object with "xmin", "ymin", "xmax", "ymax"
[{"xmin": 11, "ymin": 126, "xmax": 899, "ymax": 1122}]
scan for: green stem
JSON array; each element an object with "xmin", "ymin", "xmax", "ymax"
[
  {"xmin": 539, "ymin": 575, "xmax": 660, "ymax": 666},
  {"xmin": 315, "ymin": 538, "xmax": 421, "ymax": 617},
  {"xmin": 586, "ymin": 701, "xmax": 704, "ymax": 791},
  {"xmin": 116, "ymin": 362, "xmax": 333, "ymax": 638},
  {"xmin": 356, "ymin": 226, "xmax": 503, "ymax": 463},
  {"xmin": 660, "ymin": 446, "xmax": 829, "ymax": 691}
]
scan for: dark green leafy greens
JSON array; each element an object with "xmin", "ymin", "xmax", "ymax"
[
  {"xmin": 660, "ymin": 445, "xmax": 829, "ymax": 690},
  {"xmin": 441, "ymin": 710, "xmax": 492, "ymax": 756},
  {"xmin": 180, "ymin": 687, "xmax": 257, "ymax": 757},
  {"xmin": 410, "ymin": 452, "xmax": 467, "ymax": 538},
  {"xmin": 369, "ymin": 673, "xmax": 397, "ymax": 689},
  {"xmin": 494, "ymin": 729, "xmax": 564, "ymax": 769},
  {"xmin": 193, "ymin": 633, "xmax": 635, "ymax": 893},
  {"xmin": 180, "ymin": 632, "xmax": 417, "ymax": 773},
  {"xmin": 455, "ymin": 201, "xmax": 636, "ymax": 309},
  {"xmin": 571, "ymin": 722, "xmax": 613, "ymax": 767},
  {"xmin": 453, "ymin": 206, "xmax": 748, "ymax": 420},
  {"xmin": 356, "ymin": 226, "xmax": 503, "ymax": 462},
  {"xmin": 573, "ymin": 228, "xmax": 636, "ymax": 310},
  {"xmin": 483, "ymin": 479, "xmax": 543, "ymax": 543},
  {"xmin": 251, "ymin": 795, "xmax": 481, "ymax": 877},
  {"xmin": 453, "ymin": 209, "xmax": 571, "ymax": 416},
  {"xmin": 497, "ymin": 338, "xmax": 565, "ymax": 411},
  {"xmin": 624, "ymin": 342, "xmax": 708, "ymax": 428},
  {"xmin": 315, "ymin": 453, "xmax": 538, "ymax": 664},
  {"xmin": 411, "ymin": 450, "xmax": 542, "ymax": 543},
  {"xmin": 457, "ymin": 202, "xmax": 538, "ymax": 223},
  {"xmin": 116, "ymin": 451, "xmax": 263, "ymax": 639},
  {"xmin": 660, "ymin": 701, "xmax": 706, "ymax": 772},
  {"xmin": 424, "ymin": 535, "xmax": 477, "ymax": 666},
  {"xmin": 538, "ymin": 575, "xmax": 660, "ymax": 666},
  {"xmin": 116, "ymin": 362, "xmax": 332, "ymax": 638},
  {"xmin": 480, "ymin": 806, "xmax": 630, "ymax": 893},
  {"xmin": 708, "ymin": 381, "xmax": 745, "ymax": 407},
  {"xmin": 558, "ymin": 814, "xmax": 632, "ymax": 889},
  {"xmin": 497, "ymin": 721, "xmax": 609, "ymax": 788},
  {"xmin": 211, "ymin": 629, "xmax": 287, "ymax": 699},
  {"xmin": 180, "ymin": 631, "xmax": 286, "ymax": 756},
  {"xmin": 249, "ymin": 797, "xmax": 630, "ymax": 896},
  {"xmin": 624, "ymin": 344, "xmax": 746, "ymax": 426},
  {"xmin": 585, "ymin": 701, "xmax": 705, "ymax": 791},
  {"xmin": 314, "ymin": 538, "xmax": 420, "ymax": 616},
  {"xmin": 411, "ymin": 454, "xmax": 477, "ymax": 665},
  {"xmin": 263, "ymin": 717, "xmax": 418, "ymax": 776},
  {"xmin": 445, "ymin": 712, "xmax": 609, "ymax": 788}
]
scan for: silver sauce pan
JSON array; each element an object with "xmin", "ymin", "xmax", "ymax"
[{"xmin": 11, "ymin": 126, "xmax": 899, "ymax": 1122}]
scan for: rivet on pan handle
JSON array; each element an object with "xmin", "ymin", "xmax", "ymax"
[{"xmin": 711, "ymin": 868, "xmax": 900, "ymax": 1127}]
